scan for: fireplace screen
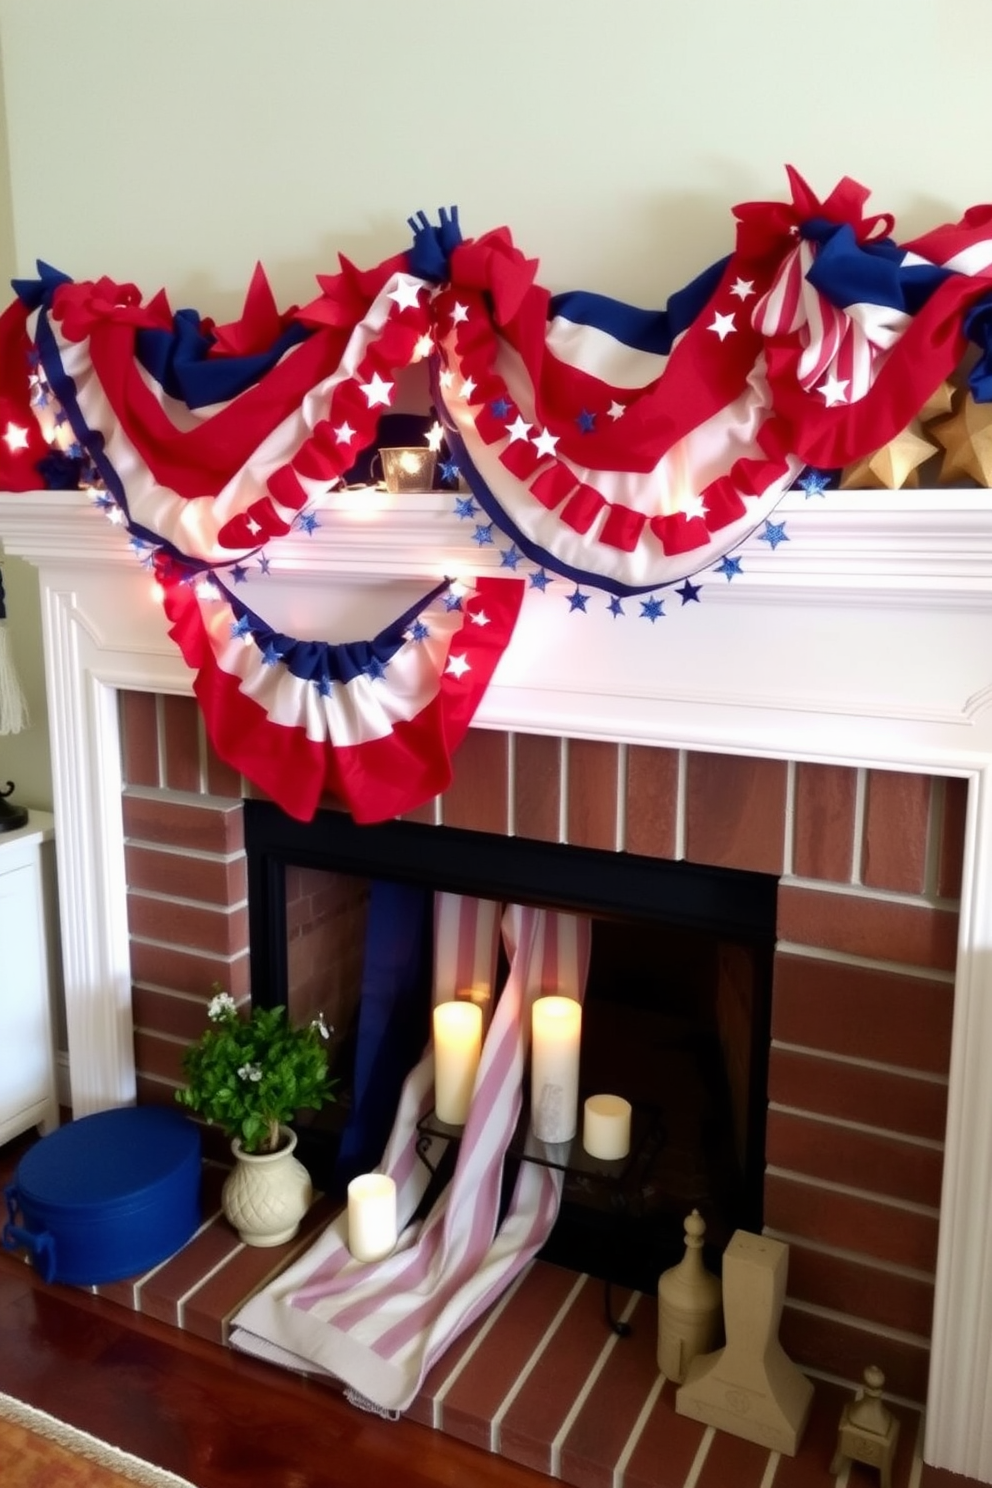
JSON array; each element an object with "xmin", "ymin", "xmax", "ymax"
[{"xmin": 245, "ymin": 800, "xmax": 777, "ymax": 1292}]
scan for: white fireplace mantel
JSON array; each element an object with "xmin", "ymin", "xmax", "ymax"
[{"xmin": 3, "ymin": 486, "xmax": 992, "ymax": 1480}]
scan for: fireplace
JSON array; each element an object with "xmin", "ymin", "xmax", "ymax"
[
  {"xmin": 1, "ymin": 486, "xmax": 991, "ymax": 1480},
  {"xmin": 244, "ymin": 798, "xmax": 778, "ymax": 1291}
]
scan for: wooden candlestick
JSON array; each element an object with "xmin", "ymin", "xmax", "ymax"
[{"xmin": 657, "ymin": 1209, "xmax": 723, "ymax": 1384}]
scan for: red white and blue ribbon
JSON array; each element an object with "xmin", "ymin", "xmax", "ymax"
[
  {"xmin": 425, "ymin": 169, "xmax": 992, "ymax": 594},
  {"xmin": 9, "ymin": 167, "xmax": 992, "ymax": 817}
]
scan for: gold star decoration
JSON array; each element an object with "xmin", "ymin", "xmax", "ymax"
[
  {"xmin": 839, "ymin": 421, "xmax": 940, "ymax": 490},
  {"xmin": 927, "ymin": 388, "xmax": 992, "ymax": 487},
  {"xmin": 838, "ymin": 380, "xmax": 959, "ymax": 490}
]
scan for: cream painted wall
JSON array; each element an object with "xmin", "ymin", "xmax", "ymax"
[
  {"xmin": 0, "ymin": 23, "xmax": 50, "ymax": 811},
  {"xmin": 0, "ymin": 0, "xmax": 990, "ymax": 810}
]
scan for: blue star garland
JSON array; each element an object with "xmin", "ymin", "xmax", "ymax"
[
  {"xmin": 758, "ymin": 520, "xmax": 788, "ymax": 550},
  {"xmin": 796, "ymin": 469, "xmax": 831, "ymax": 498}
]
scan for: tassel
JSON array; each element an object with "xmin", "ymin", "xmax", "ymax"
[{"xmin": 0, "ymin": 566, "xmax": 29, "ymax": 737}]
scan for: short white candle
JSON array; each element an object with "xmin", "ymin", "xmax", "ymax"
[
  {"xmin": 583, "ymin": 1093, "xmax": 632, "ymax": 1161},
  {"xmin": 531, "ymin": 995, "xmax": 582, "ymax": 1143},
  {"xmin": 433, "ymin": 1000, "xmax": 483, "ymax": 1125},
  {"xmin": 347, "ymin": 1173, "xmax": 397, "ymax": 1262}
]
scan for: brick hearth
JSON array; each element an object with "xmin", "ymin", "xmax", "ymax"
[
  {"xmin": 118, "ymin": 688, "xmax": 964, "ymax": 1406},
  {"xmin": 0, "ymin": 1120, "xmax": 942, "ymax": 1488}
]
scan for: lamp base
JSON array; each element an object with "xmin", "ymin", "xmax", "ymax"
[{"xmin": 0, "ymin": 781, "xmax": 28, "ymax": 833}]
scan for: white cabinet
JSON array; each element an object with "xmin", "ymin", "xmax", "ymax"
[{"xmin": 0, "ymin": 812, "xmax": 59, "ymax": 1144}]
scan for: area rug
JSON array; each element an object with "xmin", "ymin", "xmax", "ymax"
[{"xmin": 0, "ymin": 1390, "xmax": 197, "ymax": 1488}]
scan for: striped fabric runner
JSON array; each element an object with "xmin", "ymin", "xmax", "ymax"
[{"xmin": 229, "ymin": 897, "xmax": 591, "ymax": 1412}]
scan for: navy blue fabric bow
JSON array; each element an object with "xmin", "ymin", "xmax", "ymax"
[
  {"xmin": 136, "ymin": 310, "xmax": 311, "ymax": 409},
  {"xmin": 801, "ymin": 218, "xmax": 949, "ymax": 316},
  {"xmin": 407, "ymin": 206, "xmax": 464, "ymax": 283},
  {"xmin": 964, "ymin": 294, "xmax": 992, "ymax": 402},
  {"xmin": 13, "ymin": 260, "xmax": 73, "ymax": 311}
]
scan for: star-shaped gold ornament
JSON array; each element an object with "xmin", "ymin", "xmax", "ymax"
[
  {"xmin": 839, "ymin": 421, "xmax": 940, "ymax": 490},
  {"xmin": 928, "ymin": 390, "xmax": 992, "ymax": 487}
]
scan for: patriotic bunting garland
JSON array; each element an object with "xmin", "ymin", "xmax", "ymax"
[{"xmin": 5, "ymin": 165, "xmax": 992, "ymax": 820}]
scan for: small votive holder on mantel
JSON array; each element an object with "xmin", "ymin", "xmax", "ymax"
[
  {"xmin": 582, "ymin": 1093, "xmax": 632, "ymax": 1161},
  {"xmin": 380, "ymin": 447, "xmax": 437, "ymax": 494},
  {"xmin": 347, "ymin": 1173, "xmax": 397, "ymax": 1262}
]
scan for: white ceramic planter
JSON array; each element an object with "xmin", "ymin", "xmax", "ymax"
[{"xmin": 221, "ymin": 1126, "xmax": 313, "ymax": 1247}]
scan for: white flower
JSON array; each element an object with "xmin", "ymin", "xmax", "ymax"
[
  {"xmin": 208, "ymin": 991, "xmax": 237, "ymax": 1021},
  {"xmin": 311, "ymin": 1012, "xmax": 332, "ymax": 1040},
  {"xmin": 237, "ymin": 1063, "xmax": 263, "ymax": 1083}
]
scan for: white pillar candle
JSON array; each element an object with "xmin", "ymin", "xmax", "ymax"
[
  {"xmin": 433, "ymin": 1000, "xmax": 483, "ymax": 1125},
  {"xmin": 347, "ymin": 1173, "xmax": 397, "ymax": 1262},
  {"xmin": 583, "ymin": 1093, "xmax": 632, "ymax": 1161},
  {"xmin": 530, "ymin": 994, "xmax": 582, "ymax": 1143}
]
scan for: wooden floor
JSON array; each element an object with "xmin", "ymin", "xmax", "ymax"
[
  {"xmin": 0, "ymin": 1241, "xmax": 555, "ymax": 1488},
  {"xmin": 0, "ymin": 1126, "xmax": 982, "ymax": 1488}
]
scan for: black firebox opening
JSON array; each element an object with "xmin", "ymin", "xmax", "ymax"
[{"xmin": 245, "ymin": 799, "xmax": 777, "ymax": 1294}]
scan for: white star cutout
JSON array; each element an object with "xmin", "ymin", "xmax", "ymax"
[
  {"xmin": 360, "ymin": 372, "xmax": 394, "ymax": 408},
  {"xmin": 413, "ymin": 334, "xmax": 435, "ymax": 360},
  {"xmin": 533, "ymin": 428, "xmax": 560, "ymax": 458},
  {"xmin": 2, "ymin": 422, "xmax": 29, "ymax": 452},
  {"xmin": 818, "ymin": 374, "xmax": 849, "ymax": 407},
  {"xmin": 680, "ymin": 492, "xmax": 708, "ymax": 521},
  {"xmin": 469, "ymin": 609, "xmax": 491, "ymax": 627},
  {"xmin": 246, "ymin": 516, "xmax": 262, "ymax": 535},
  {"xmin": 707, "ymin": 311, "xmax": 736, "ymax": 341},
  {"xmin": 439, "ymin": 369, "xmax": 455, "ymax": 389},
  {"xmin": 729, "ymin": 278, "xmax": 756, "ymax": 301},
  {"xmin": 333, "ymin": 421, "xmax": 356, "ymax": 444},
  {"xmin": 607, "ymin": 401, "xmax": 626, "ymax": 421},
  {"xmin": 387, "ymin": 277, "xmax": 422, "ymax": 312},
  {"xmin": 426, "ymin": 421, "xmax": 444, "ymax": 453},
  {"xmin": 445, "ymin": 653, "xmax": 471, "ymax": 678},
  {"xmin": 460, "ymin": 376, "xmax": 477, "ymax": 402},
  {"xmin": 506, "ymin": 415, "xmax": 533, "ymax": 443},
  {"xmin": 451, "ymin": 302, "xmax": 469, "ymax": 324}
]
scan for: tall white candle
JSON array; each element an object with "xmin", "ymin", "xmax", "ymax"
[
  {"xmin": 583, "ymin": 1093, "xmax": 632, "ymax": 1161},
  {"xmin": 531, "ymin": 994, "xmax": 582, "ymax": 1143},
  {"xmin": 347, "ymin": 1173, "xmax": 397, "ymax": 1263},
  {"xmin": 433, "ymin": 1000, "xmax": 483, "ymax": 1125}
]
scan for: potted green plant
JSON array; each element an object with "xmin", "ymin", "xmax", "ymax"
[{"xmin": 176, "ymin": 988, "xmax": 335, "ymax": 1246}]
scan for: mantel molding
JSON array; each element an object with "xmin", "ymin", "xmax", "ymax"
[{"xmin": 5, "ymin": 488, "xmax": 992, "ymax": 599}]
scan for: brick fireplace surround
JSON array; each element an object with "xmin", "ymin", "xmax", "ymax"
[
  {"xmin": 3, "ymin": 486, "xmax": 992, "ymax": 1482},
  {"xmin": 120, "ymin": 688, "xmax": 961, "ymax": 1411}
]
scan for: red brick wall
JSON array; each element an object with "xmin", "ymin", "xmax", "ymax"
[{"xmin": 119, "ymin": 693, "xmax": 964, "ymax": 1401}]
